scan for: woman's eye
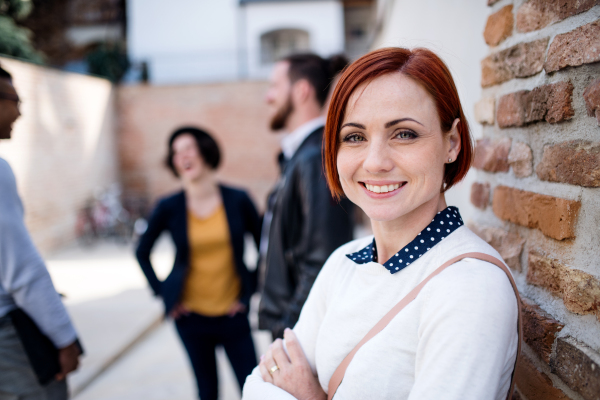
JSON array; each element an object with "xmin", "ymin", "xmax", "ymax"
[
  {"xmin": 395, "ymin": 130, "xmax": 417, "ymax": 140},
  {"xmin": 342, "ymin": 134, "xmax": 365, "ymax": 142}
]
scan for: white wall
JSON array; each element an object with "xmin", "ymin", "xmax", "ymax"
[
  {"xmin": 372, "ymin": 0, "xmax": 489, "ymax": 223},
  {"xmin": 127, "ymin": 0, "xmax": 241, "ymax": 84},
  {"xmin": 244, "ymin": 0, "xmax": 345, "ymax": 79}
]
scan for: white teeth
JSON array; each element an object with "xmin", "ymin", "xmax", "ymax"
[{"xmin": 365, "ymin": 183, "xmax": 402, "ymax": 193}]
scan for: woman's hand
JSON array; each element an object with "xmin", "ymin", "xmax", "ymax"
[
  {"xmin": 259, "ymin": 328, "xmax": 326, "ymax": 400},
  {"xmin": 169, "ymin": 303, "xmax": 190, "ymax": 320},
  {"xmin": 227, "ymin": 301, "xmax": 246, "ymax": 317}
]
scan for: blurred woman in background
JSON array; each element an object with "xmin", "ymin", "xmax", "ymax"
[{"xmin": 136, "ymin": 126, "xmax": 260, "ymax": 400}]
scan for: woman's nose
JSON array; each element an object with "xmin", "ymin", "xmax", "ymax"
[{"xmin": 363, "ymin": 140, "xmax": 394, "ymax": 174}]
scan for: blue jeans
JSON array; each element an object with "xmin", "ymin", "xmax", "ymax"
[
  {"xmin": 0, "ymin": 316, "xmax": 68, "ymax": 400},
  {"xmin": 175, "ymin": 311, "xmax": 257, "ymax": 400}
]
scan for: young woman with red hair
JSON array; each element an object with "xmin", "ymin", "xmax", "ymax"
[{"xmin": 243, "ymin": 47, "xmax": 521, "ymax": 400}]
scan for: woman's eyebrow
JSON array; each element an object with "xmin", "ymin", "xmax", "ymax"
[
  {"xmin": 385, "ymin": 118, "xmax": 424, "ymax": 128},
  {"xmin": 340, "ymin": 122, "xmax": 366, "ymax": 129}
]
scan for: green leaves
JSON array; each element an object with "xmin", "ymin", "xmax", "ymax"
[{"xmin": 0, "ymin": 14, "xmax": 43, "ymax": 63}]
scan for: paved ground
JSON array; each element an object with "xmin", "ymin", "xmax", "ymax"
[{"xmin": 45, "ymin": 236, "xmax": 271, "ymax": 400}]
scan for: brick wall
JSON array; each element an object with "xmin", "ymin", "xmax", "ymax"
[
  {"xmin": 117, "ymin": 81, "xmax": 281, "ymax": 212},
  {"xmin": 473, "ymin": 2, "xmax": 600, "ymax": 399},
  {"xmin": 0, "ymin": 56, "xmax": 119, "ymax": 253}
]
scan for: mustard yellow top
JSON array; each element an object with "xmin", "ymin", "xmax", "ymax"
[{"xmin": 181, "ymin": 205, "xmax": 241, "ymax": 316}]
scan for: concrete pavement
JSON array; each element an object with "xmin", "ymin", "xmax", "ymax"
[{"xmin": 45, "ymin": 236, "xmax": 272, "ymax": 400}]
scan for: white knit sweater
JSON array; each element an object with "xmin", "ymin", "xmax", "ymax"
[{"xmin": 243, "ymin": 226, "xmax": 519, "ymax": 400}]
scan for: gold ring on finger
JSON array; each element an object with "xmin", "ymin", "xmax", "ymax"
[{"xmin": 269, "ymin": 364, "xmax": 280, "ymax": 374}]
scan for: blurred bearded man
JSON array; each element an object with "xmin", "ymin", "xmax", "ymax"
[
  {"xmin": 258, "ymin": 54, "xmax": 354, "ymax": 339},
  {"xmin": 0, "ymin": 65, "xmax": 81, "ymax": 400}
]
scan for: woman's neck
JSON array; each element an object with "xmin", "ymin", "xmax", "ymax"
[
  {"xmin": 371, "ymin": 194, "xmax": 447, "ymax": 265},
  {"xmin": 183, "ymin": 173, "xmax": 221, "ymax": 218}
]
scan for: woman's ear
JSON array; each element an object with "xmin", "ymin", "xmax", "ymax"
[{"xmin": 447, "ymin": 118, "xmax": 461, "ymax": 162}]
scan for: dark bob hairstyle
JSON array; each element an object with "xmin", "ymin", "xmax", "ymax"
[
  {"xmin": 323, "ymin": 47, "xmax": 473, "ymax": 199},
  {"xmin": 166, "ymin": 126, "xmax": 221, "ymax": 176}
]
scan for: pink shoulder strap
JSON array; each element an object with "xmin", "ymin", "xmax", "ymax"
[{"xmin": 327, "ymin": 252, "xmax": 522, "ymax": 400}]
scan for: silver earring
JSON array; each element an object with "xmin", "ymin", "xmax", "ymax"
[{"xmin": 448, "ymin": 158, "xmax": 452, "ymax": 163}]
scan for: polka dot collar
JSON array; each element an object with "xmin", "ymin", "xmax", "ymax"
[{"xmin": 346, "ymin": 206, "xmax": 464, "ymax": 274}]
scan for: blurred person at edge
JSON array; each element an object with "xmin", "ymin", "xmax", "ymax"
[
  {"xmin": 0, "ymin": 66, "xmax": 81, "ymax": 399},
  {"xmin": 135, "ymin": 127, "xmax": 260, "ymax": 400},
  {"xmin": 244, "ymin": 48, "xmax": 520, "ymax": 399},
  {"xmin": 258, "ymin": 54, "xmax": 354, "ymax": 340}
]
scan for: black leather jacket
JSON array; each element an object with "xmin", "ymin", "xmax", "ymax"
[{"xmin": 258, "ymin": 127, "xmax": 354, "ymax": 338}]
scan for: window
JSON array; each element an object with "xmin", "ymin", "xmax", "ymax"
[{"xmin": 260, "ymin": 29, "xmax": 310, "ymax": 64}]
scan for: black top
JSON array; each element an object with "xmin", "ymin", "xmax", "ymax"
[{"xmin": 136, "ymin": 185, "xmax": 261, "ymax": 315}]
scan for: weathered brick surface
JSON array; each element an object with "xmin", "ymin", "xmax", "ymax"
[
  {"xmin": 537, "ymin": 140, "xmax": 600, "ymax": 187},
  {"xmin": 583, "ymin": 78, "xmax": 600, "ymax": 125},
  {"xmin": 470, "ymin": 225, "xmax": 525, "ymax": 270},
  {"xmin": 497, "ymin": 81, "xmax": 574, "ymax": 128},
  {"xmin": 484, "ymin": 5, "xmax": 514, "ymax": 46},
  {"xmin": 545, "ymin": 20, "xmax": 600, "ymax": 73},
  {"xmin": 528, "ymin": 251, "xmax": 600, "ymax": 319},
  {"xmin": 521, "ymin": 297, "xmax": 564, "ymax": 363},
  {"xmin": 508, "ymin": 142, "xmax": 533, "ymax": 177},
  {"xmin": 515, "ymin": 353, "xmax": 569, "ymax": 400},
  {"xmin": 551, "ymin": 337, "xmax": 600, "ymax": 400},
  {"xmin": 492, "ymin": 186, "xmax": 580, "ymax": 240},
  {"xmin": 473, "ymin": 138, "xmax": 511, "ymax": 172},
  {"xmin": 516, "ymin": 0, "xmax": 598, "ymax": 33},
  {"xmin": 470, "ymin": 182, "xmax": 491, "ymax": 210},
  {"xmin": 474, "ymin": 97, "xmax": 495, "ymax": 125},
  {"xmin": 481, "ymin": 39, "xmax": 549, "ymax": 87}
]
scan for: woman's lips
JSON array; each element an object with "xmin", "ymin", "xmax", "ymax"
[{"xmin": 360, "ymin": 181, "xmax": 407, "ymax": 197}]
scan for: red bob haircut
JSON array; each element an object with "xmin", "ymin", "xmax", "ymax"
[{"xmin": 324, "ymin": 47, "xmax": 473, "ymax": 199}]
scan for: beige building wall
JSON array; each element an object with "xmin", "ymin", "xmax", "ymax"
[
  {"xmin": 117, "ymin": 81, "xmax": 281, "ymax": 212},
  {"xmin": 0, "ymin": 57, "xmax": 119, "ymax": 253}
]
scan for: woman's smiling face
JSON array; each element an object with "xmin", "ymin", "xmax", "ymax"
[{"xmin": 336, "ymin": 72, "xmax": 460, "ymax": 223}]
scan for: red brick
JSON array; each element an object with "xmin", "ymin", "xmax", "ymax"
[
  {"xmin": 515, "ymin": 353, "xmax": 569, "ymax": 400},
  {"xmin": 473, "ymin": 137, "xmax": 511, "ymax": 172},
  {"xmin": 536, "ymin": 140, "xmax": 600, "ymax": 187},
  {"xmin": 497, "ymin": 81, "xmax": 574, "ymax": 128},
  {"xmin": 521, "ymin": 297, "xmax": 564, "ymax": 363},
  {"xmin": 481, "ymin": 39, "xmax": 549, "ymax": 87},
  {"xmin": 474, "ymin": 97, "xmax": 495, "ymax": 125},
  {"xmin": 545, "ymin": 20, "xmax": 600, "ymax": 73},
  {"xmin": 508, "ymin": 142, "xmax": 533, "ymax": 178},
  {"xmin": 516, "ymin": 0, "xmax": 599, "ymax": 33},
  {"xmin": 470, "ymin": 225, "xmax": 525, "ymax": 271},
  {"xmin": 583, "ymin": 78, "xmax": 600, "ymax": 125},
  {"xmin": 484, "ymin": 5, "xmax": 514, "ymax": 46},
  {"xmin": 551, "ymin": 337, "xmax": 600, "ymax": 400},
  {"xmin": 470, "ymin": 182, "xmax": 491, "ymax": 210},
  {"xmin": 492, "ymin": 186, "xmax": 580, "ymax": 240},
  {"xmin": 528, "ymin": 251, "xmax": 600, "ymax": 319}
]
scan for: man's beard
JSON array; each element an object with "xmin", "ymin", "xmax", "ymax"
[{"xmin": 270, "ymin": 96, "xmax": 293, "ymax": 131}]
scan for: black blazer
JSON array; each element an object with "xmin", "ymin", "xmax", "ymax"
[{"xmin": 136, "ymin": 185, "xmax": 261, "ymax": 315}]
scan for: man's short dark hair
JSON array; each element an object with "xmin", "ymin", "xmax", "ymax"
[
  {"xmin": 283, "ymin": 53, "xmax": 348, "ymax": 107},
  {"xmin": 0, "ymin": 65, "xmax": 12, "ymax": 81},
  {"xmin": 166, "ymin": 126, "xmax": 221, "ymax": 176}
]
